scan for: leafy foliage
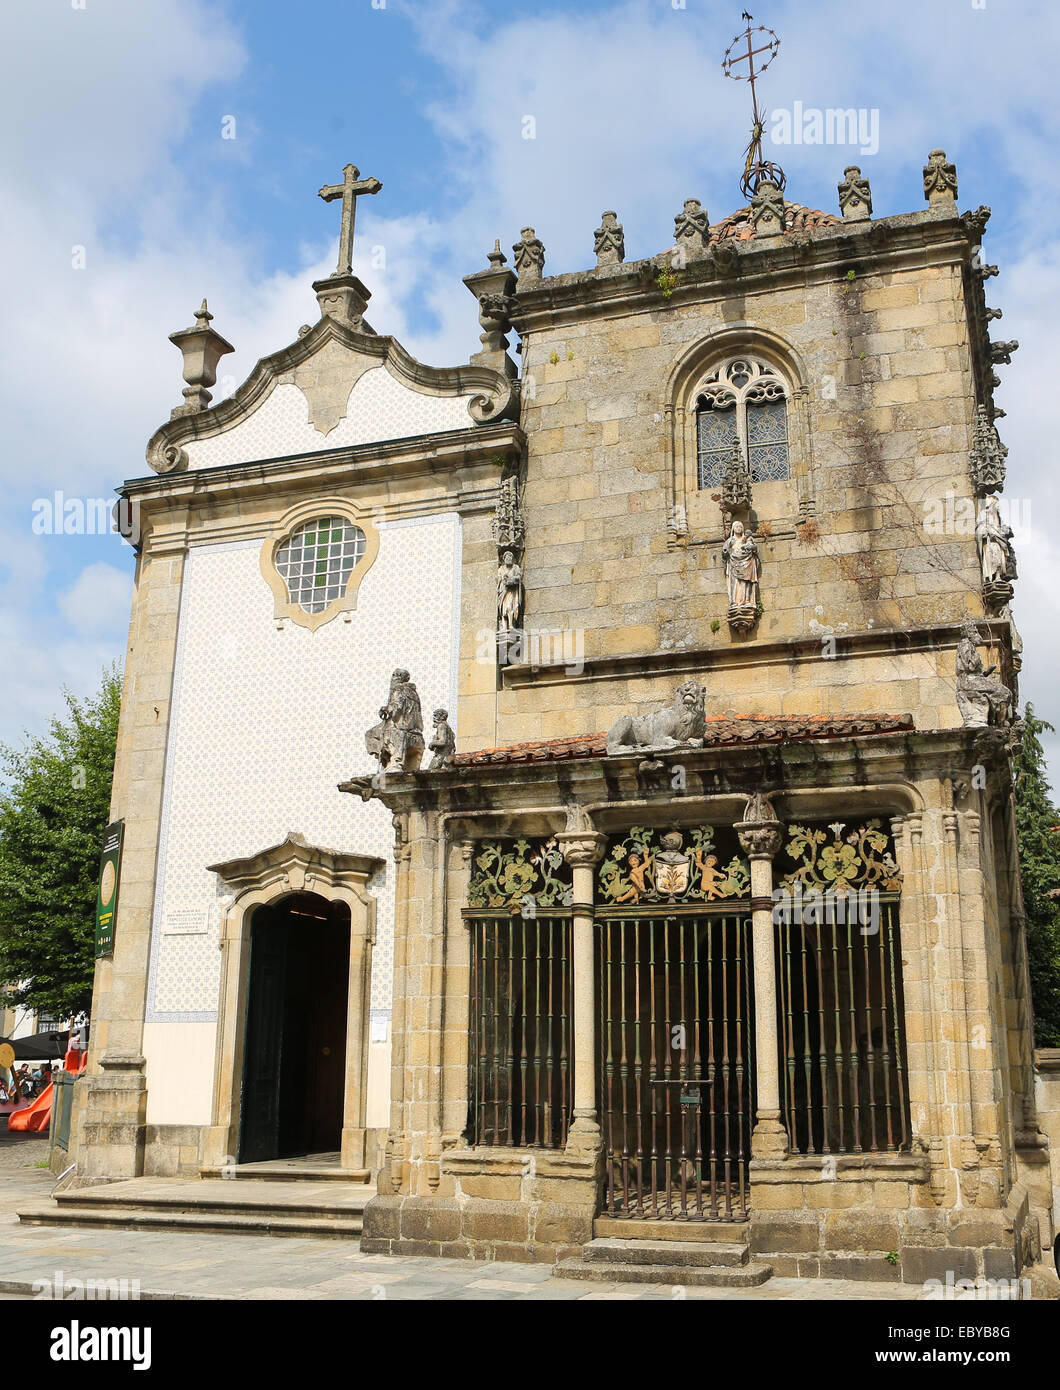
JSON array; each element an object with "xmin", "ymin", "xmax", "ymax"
[
  {"xmin": 0, "ymin": 667, "xmax": 122, "ymax": 1021},
  {"xmin": 1013, "ymin": 705, "xmax": 1060, "ymax": 1047}
]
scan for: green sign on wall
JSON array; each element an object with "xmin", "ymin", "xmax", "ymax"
[{"xmin": 95, "ymin": 819, "xmax": 124, "ymax": 959}]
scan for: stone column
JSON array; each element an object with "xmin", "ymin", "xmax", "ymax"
[
  {"xmin": 556, "ymin": 830, "xmax": 607, "ymax": 1155},
  {"xmin": 735, "ymin": 796, "xmax": 787, "ymax": 1159}
]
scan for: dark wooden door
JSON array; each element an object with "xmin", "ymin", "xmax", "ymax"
[
  {"xmin": 301, "ymin": 922, "xmax": 349, "ymax": 1153},
  {"xmin": 240, "ymin": 898, "xmax": 351, "ymax": 1163},
  {"xmin": 239, "ymin": 906, "xmax": 288, "ymax": 1163}
]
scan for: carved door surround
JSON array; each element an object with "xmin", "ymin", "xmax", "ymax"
[{"xmin": 203, "ymin": 833, "xmax": 384, "ymax": 1172}]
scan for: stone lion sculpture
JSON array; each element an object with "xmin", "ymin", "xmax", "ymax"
[{"xmin": 606, "ymin": 680, "xmax": 706, "ymax": 756}]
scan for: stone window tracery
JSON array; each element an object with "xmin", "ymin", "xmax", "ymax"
[{"xmin": 695, "ymin": 357, "xmax": 790, "ymax": 488}]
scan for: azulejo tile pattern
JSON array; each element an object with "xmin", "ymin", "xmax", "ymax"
[
  {"xmin": 145, "ymin": 513, "xmax": 462, "ymax": 1024},
  {"xmin": 183, "ymin": 366, "xmax": 475, "ymax": 470}
]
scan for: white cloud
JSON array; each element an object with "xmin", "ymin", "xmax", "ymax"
[
  {"xmin": 2, "ymin": 0, "xmax": 1060, "ymax": 789},
  {"xmin": 58, "ymin": 562, "xmax": 133, "ymax": 634}
]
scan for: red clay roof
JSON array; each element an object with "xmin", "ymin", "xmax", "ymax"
[
  {"xmin": 710, "ymin": 201, "xmax": 841, "ymax": 242},
  {"xmin": 451, "ymin": 713, "xmax": 914, "ymax": 768}
]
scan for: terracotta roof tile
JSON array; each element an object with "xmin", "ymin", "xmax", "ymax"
[
  {"xmin": 710, "ymin": 201, "xmax": 842, "ymax": 242},
  {"xmin": 450, "ymin": 713, "xmax": 914, "ymax": 768}
]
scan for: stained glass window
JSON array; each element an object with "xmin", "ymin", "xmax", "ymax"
[
  {"xmin": 694, "ymin": 357, "xmax": 790, "ymax": 488},
  {"xmin": 275, "ymin": 516, "xmax": 366, "ymax": 614}
]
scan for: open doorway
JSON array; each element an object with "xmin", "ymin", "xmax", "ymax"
[{"xmin": 238, "ymin": 893, "xmax": 350, "ymax": 1163}]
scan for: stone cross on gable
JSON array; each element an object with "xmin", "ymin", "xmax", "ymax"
[{"xmin": 318, "ymin": 163, "xmax": 382, "ymax": 277}]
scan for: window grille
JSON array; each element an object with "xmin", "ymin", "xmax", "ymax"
[{"xmin": 274, "ymin": 516, "xmax": 366, "ymax": 614}]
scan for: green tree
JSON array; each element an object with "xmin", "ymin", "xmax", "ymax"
[
  {"xmin": 0, "ymin": 666, "xmax": 122, "ymax": 1022},
  {"xmin": 1013, "ymin": 704, "xmax": 1060, "ymax": 1047}
]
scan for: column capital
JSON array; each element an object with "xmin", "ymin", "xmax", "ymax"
[
  {"xmin": 556, "ymin": 831, "xmax": 607, "ymax": 868},
  {"xmin": 735, "ymin": 819, "xmax": 784, "ymax": 861}
]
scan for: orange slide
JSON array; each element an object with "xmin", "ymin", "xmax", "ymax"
[{"xmin": 8, "ymin": 1082, "xmax": 53, "ymax": 1132}]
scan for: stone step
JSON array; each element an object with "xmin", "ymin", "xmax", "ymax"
[
  {"xmin": 555, "ymin": 1256, "xmax": 773, "ymax": 1288},
  {"xmin": 199, "ymin": 1164, "xmax": 371, "ymax": 1183},
  {"xmin": 583, "ymin": 1237, "xmax": 749, "ymax": 1268},
  {"xmin": 16, "ymin": 1176, "xmax": 375, "ymax": 1241},
  {"xmin": 594, "ymin": 1216, "xmax": 749, "ymax": 1243},
  {"xmin": 17, "ymin": 1205, "xmax": 364, "ymax": 1240},
  {"xmin": 53, "ymin": 1178, "xmax": 372, "ymax": 1220}
]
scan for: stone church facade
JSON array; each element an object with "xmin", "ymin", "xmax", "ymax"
[{"xmin": 75, "ymin": 147, "xmax": 1058, "ymax": 1287}]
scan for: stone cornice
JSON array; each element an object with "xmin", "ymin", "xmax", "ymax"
[
  {"xmin": 511, "ymin": 207, "xmax": 974, "ymax": 335},
  {"xmin": 145, "ymin": 316, "xmax": 521, "ymax": 474},
  {"xmin": 339, "ymin": 724, "xmax": 1003, "ymax": 830},
  {"xmin": 119, "ymin": 423, "xmax": 524, "ymax": 555},
  {"xmin": 501, "ymin": 618, "xmax": 1012, "ymax": 691}
]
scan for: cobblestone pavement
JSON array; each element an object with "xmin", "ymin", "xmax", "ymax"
[
  {"xmin": 0, "ymin": 1169, "xmax": 926, "ymax": 1301},
  {"xmin": 0, "ymin": 1132, "xmax": 50, "ymax": 1171}
]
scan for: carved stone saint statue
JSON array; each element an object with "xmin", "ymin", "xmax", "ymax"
[
  {"xmin": 427, "ymin": 708, "xmax": 456, "ymax": 770},
  {"xmin": 722, "ymin": 520, "xmax": 760, "ymax": 632},
  {"xmin": 365, "ymin": 668, "xmax": 425, "ymax": 772},
  {"xmin": 955, "ymin": 623, "xmax": 1012, "ymax": 728},
  {"xmin": 976, "ymin": 495, "xmax": 1016, "ymax": 609},
  {"xmin": 606, "ymin": 680, "xmax": 706, "ymax": 756},
  {"xmin": 497, "ymin": 549, "xmax": 524, "ymax": 635}
]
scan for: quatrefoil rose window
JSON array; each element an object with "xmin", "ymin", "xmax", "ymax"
[{"xmin": 695, "ymin": 356, "xmax": 791, "ymax": 488}]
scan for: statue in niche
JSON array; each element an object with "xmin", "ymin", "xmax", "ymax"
[
  {"xmin": 365, "ymin": 668, "xmax": 424, "ymax": 772},
  {"xmin": 497, "ymin": 549, "xmax": 524, "ymax": 636},
  {"xmin": 427, "ymin": 708, "xmax": 456, "ymax": 770},
  {"xmin": 955, "ymin": 623, "xmax": 1012, "ymax": 728},
  {"xmin": 976, "ymin": 495, "xmax": 1017, "ymax": 586},
  {"xmin": 722, "ymin": 520, "xmax": 760, "ymax": 633}
]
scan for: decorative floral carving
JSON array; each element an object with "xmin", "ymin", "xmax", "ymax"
[
  {"xmin": 598, "ymin": 827, "xmax": 750, "ymax": 905},
  {"xmin": 923, "ymin": 148, "xmax": 957, "ymax": 206},
  {"xmin": 837, "ymin": 165, "xmax": 872, "ymax": 221},
  {"xmin": 593, "ymin": 210, "xmax": 625, "ymax": 267},
  {"xmin": 512, "ymin": 227, "xmax": 545, "ymax": 283},
  {"xmin": 969, "ymin": 404, "xmax": 1007, "ymax": 497},
  {"xmin": 467, "ymin": 837, "xmax": 573, "ymax": 910},
  {"xmin": 777, "ymin": 819, "xmax": 902, "ymax": 893}
]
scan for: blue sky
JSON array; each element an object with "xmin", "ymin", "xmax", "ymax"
[{"xmin": 3, "ymin": 0, "xmax": 1059, "ymax": 778}]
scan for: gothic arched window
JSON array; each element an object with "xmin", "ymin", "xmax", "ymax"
[
  {"xmin": 274, "ymin": 515, "xmax": 366, "ymax": 614},
  {"xmin": 695, "ymin": 357, "xmax": 790, "ymax": 489}
]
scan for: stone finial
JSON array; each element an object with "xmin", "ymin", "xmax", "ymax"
[
  {"xmin": 594, "ymin": 210, "xmax": 625, "ymax": 267},
  {"xmin": 512, "ymin": 227, "xmax": 545, "ymax": 284},
  {"xmin": 837, "ymin": 165, "xmax": 872, "ymax": 221},
  {"xmin": 750, "ymin": 179, "xmax": 785, "ymax": 238},
  {"xmin": 463, "ymin": 240, "xmax": 517, "ymax": 375},
  {"xmin": 923, "ymin": 148, "xmax": 957, "ymax": 206},
  {"xmin": 969, "ymin": 404, "xmax": 1007, "ymax": 496},
  {"xmin": 167, "ymin": 299, "xmax": 234, "ymax": 418},
  {"xmin": 673, "ymin": 198, "xmax": 710, "ymax": 259},
  {"xmin": 990, "ymin": 340, "xmax": 1019, "ymax": 365}
]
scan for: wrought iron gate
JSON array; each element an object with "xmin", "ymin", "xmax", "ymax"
[{"xmin": 596, "ymin": 911, "xmax": 755, "ymax": 1221}]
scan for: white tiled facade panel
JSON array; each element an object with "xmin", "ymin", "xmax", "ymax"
[
  {"xmin": 182, "ymin": 367, "xmax": 475, "ymax": 470},
  {"xmin": 144, "ymin": 512, "xmax": 462, "ymax": 1025}
]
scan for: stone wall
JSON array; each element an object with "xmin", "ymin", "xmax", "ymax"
[{"xmin": 497, "ymin": 212, "xmax": 997, "ymax": 747}]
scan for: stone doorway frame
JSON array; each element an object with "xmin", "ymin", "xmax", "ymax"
[{"xmin": 202, "ymin": 833, "xmax": 384, "ymax": 1173}]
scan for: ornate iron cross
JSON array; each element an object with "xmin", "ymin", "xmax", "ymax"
[
  {"xmin": 318, "ymin": 163, "xmax": 382, "ymax": 277},
  {"xmin": 722, "ymin": 12, "xmax": 786, "ymax": 199}
]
